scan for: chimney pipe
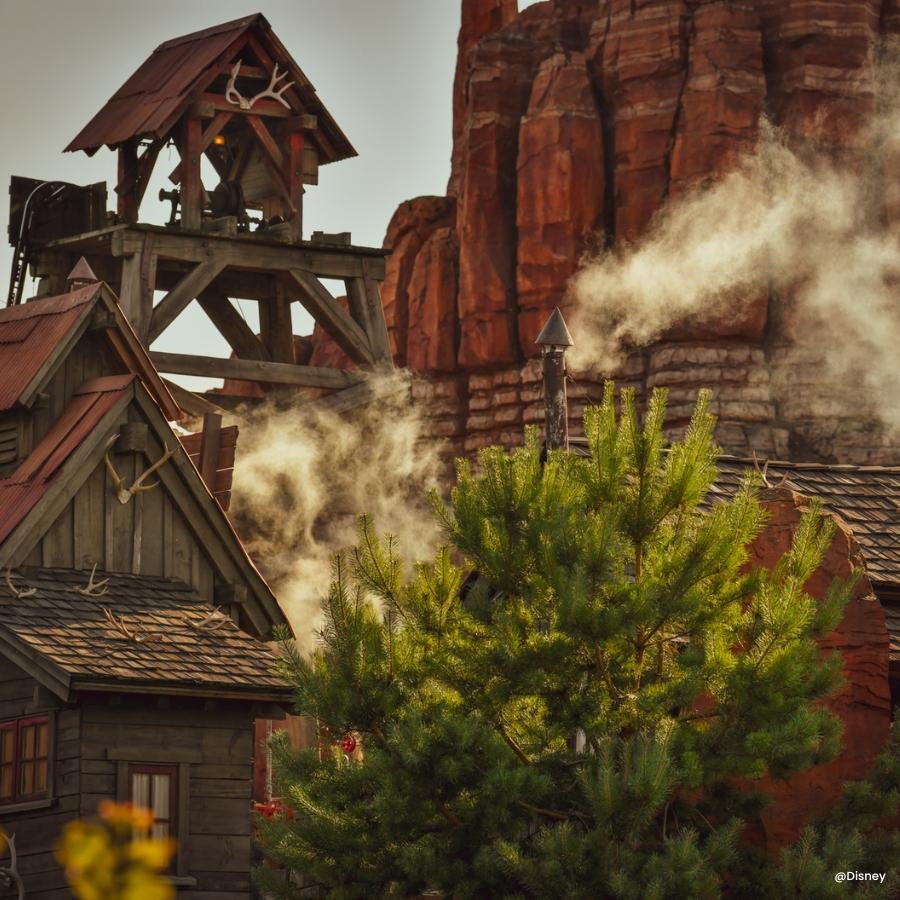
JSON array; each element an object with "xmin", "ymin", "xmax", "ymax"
[{"xmin": 535, "ymin": 307, "xmax": 574, "ymax": 452}]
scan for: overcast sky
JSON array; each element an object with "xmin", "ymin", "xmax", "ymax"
[{"xmin": 0, "ymin": 1, "xmax": 539, "ymax": 386}]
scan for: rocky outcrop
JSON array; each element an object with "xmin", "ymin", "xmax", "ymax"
[{"xmin": 362, "ymin": 0, "xmax": 900, "ymax": 467}]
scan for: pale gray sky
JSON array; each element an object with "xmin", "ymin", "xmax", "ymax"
[{"xmin": 0, "ymin": 0, "xmax": 540, "ymax": 386}]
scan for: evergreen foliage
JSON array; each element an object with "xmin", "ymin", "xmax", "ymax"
[{"xmin": 257, "ymin": 386, "xmax": 900, "ymax": 899}]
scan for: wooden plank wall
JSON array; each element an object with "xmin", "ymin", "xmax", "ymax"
[
  {"xmin": 33, "ymin": 406, "xmax": 217, "ymax": 601},
  {"xmin": 29, "ymin": 335, "xmax": 121, "ymax": 456},
  {"xmin": 0, "ymin": 658, "xmax": 81, "ymax": 899},
  {"xmin": 80, "ymin": 696, "xmax": 257, "ymax": 899}
]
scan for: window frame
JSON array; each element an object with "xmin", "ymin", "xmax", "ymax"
[
  {"xmin": 127, "ymin": 762, "xmax": 178, "ymax": 842},
  {"xmin": 0, "ymin": 713, "xmax": 52, "ymax": 808},
  {"xmin": 117, "ymin": 750, "xmax": 196, "ymax": 887}
]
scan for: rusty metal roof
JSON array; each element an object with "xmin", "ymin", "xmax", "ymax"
[
  {"xmin": 0, "ymin": 376, "xmax": 133, "ymax": 545},
  {"xmin": 0, "ymin": 284, "xmax": 180, "ymax": 420},
  {"xmin": 0, "ymin": 566, "xmax": 291, "ymax": 700},
  {"xmin": 0, "ymin": 284, "xmax": 101, "ymax": 410},
  {"xmin": 65, "ymin": 13, "xmax": 356, "ymax": 165}
]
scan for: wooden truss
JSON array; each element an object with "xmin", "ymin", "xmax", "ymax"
[{"xmin": 34, "ymin": 224, "xmax": 393, "ymax": 412}]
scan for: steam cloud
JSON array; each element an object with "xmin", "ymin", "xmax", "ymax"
[
  {"xmin": 570, "ymin": 82, "xmax": 900, "ymax": 429},
  {"xmin": 228, "ymin": 372, "xmax": 444, "ymax": 649}
]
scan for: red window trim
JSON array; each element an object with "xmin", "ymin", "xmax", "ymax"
[
  {"xmin": 127, "ymin": 763, "xmax": 179, "ymax": 840},
  {"xmin": 0, "ymin": 714, "xmax": 51, "ymax": 806}
]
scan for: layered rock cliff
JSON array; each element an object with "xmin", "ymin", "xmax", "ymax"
[{"xmin": 355, "ymin": 0, "xmax": 900, "ymax": 466}]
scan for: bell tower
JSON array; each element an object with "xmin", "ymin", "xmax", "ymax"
[{"xmin": 20, "ymin": 14, "xmax": 393, "ymax": 414}]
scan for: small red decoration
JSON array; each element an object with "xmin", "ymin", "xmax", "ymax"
[
  {"xmin": 254, "ymin": 800, "xmax": 294, "ymax": 820},
  {"xmin": 341, "ymin": 734, "xmax": 357, "ymax": 755}
]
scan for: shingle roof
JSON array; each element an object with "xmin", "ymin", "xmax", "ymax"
[
  {"xmin": 709, "ymin": 457, "xmax": 900, "ymax": 586},
  {"xmin": 567, "ymin": 440, "xmax": 900, "ymax": 662},
  {"xmin": 0, "ymin": 567, "xmax": 291, "ymax": 699},
  {"xmin": 0, "ymin": 376, "xmax": 133, "ymax": 545},
  {"xmin": 65, "ymin": 13, "xmax": 356, "ymax": 165}
]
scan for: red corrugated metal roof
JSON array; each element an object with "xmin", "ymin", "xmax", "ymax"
[
  {"xmin": 0, "ymin": 377, "xmax": 133, "ymax": 545},
  {"xmin": 0, "ymin": 284, "xmax": 101, "ymax": 411},
  {"xmin": 65, "ymin": 13, "xmax": 356, "ymax": 164}
]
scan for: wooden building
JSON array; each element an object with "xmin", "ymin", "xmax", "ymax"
[{"xmin": 0, "ymin": 265, "xmax": 292, "ymax": 898}]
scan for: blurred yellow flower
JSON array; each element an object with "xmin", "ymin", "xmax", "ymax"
[{"xmin": 55, "ymin": 803, "xmax": 175, "ymax": 900}]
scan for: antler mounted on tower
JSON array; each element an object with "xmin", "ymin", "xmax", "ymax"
[
  {"xmin": 225, "ymin": 61, "xmax": 294, "ymax": 111},
  {"xmin": 103, "ymin": 435, "xmax": 175, "ymax": 505}
]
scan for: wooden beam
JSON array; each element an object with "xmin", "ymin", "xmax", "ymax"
[
  {"xmin": 311, "ymin": 380, "xmax": 377, "ymax": 414},
  {"xmin": 199, "ymin": 93, "xmax": 292, "ymax": 119},
  {"xmin": 169, "ymin": 112, "xmax": 233, "ymax": 184},
  {"xmin": 284, "ymin": 114, "xmax": 318, "ymax": 133},
  {"xmin": 89, "ymin": 225, "xmax": 390, "ymax": 281},
  {"xmin": 198, "ymin": 413, "xmax": 222, "ymax": 494},
  {"xmin": 196, "ymin": 290, "xmax": 270, "ymax": 361},
  {"xmin": 259, "ymin": 281, "xmax": 294, "ymax": 363},
  {"xmin": 245, "ymin": 116, "xmax": 295, "ymax": 214},
  {"xmin": 148, "ymin": 258, "xmax": 226, "ymax": 343},
  {"xmin": 361, "ymin": 259, "xmax": 394, "ymax": 364},
  {"xmin": 117, "ymin": 139, "xmax": 139, "ymax": 224},
  {"xmin": 287, "ymin": 268, "xmax": 375, "ymax": 366},
  {"xmin": 287, "ymin": 130, "xmax": 304, "ymax": 241},
  {"xmin": 181, "ymin": 117, "xmax": 203, "ymax": 231},
  {"xmin": 246, "ymin": 116, "xmax": 284, "ymax": 169},
  {"xmin": 150, "ymin": 352, "xmax": 366, "ymax": 389},
  {"xmin": 162, "ymin": 379, "xmax": 227, "ymax": 417}
]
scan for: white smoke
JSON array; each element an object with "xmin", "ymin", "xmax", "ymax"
[
  {"xmin": 570, "ymin": 87, "xmax": 900, "ymax": 430},
  {"xmin": 228, "ymin": 372, "xmax": 444, "ymax": 649}
]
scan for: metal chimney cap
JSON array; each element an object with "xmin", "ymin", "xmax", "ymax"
[
  {"xmin": 66, "ymin": 257, "xmax": 99, "ymax": 288},
  {"xmin": 535, "ymin": 306, "xmax": 574, "ymax": 349}
]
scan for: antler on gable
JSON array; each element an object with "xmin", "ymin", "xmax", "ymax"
[
  {"xmin": 104, "ymin": 435, "xmax": 174, "ymax": 505},
  {"xmin": 225, "ymin": 60, "xmax": 294, "ymax": 111}
]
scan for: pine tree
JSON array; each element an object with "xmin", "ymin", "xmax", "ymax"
[{"xmin": 257, "ymin": 386, "xmax": 900, "ymax": 899}]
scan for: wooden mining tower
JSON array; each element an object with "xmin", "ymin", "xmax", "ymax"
[{"xmin": 10, "ymin": 13, "xmax": 392, "ymax": 414}]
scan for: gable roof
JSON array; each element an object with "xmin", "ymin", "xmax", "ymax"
[
  {"xmin": 0, "ymin": 567, "xmax": 291, "ymax": 702},
  {"xmin": 0, "ymin": 284, "xmax": 180, "ymax": 420},
  {"xmin": 0, "ymin": 376, "xmax": 288, "ymax": 638},
  {"xmin": 0, "ymin": 375, "xmax": 133, "ymax": 546},
  {"xmin": 65, "ymin": 13, "xmax": 356, "ymax": 165}
]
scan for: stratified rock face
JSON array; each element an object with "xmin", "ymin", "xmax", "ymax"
[
  {"xmin": 370, "ymin": 0, "xmax": 900, "ymax": 467},
  {"xmin": 746, "ymin": 487, "xmax": 891, "ymax": 849},
  {"xmin": 516, "ymin": 51, "xmax": 604, "ymax": 351}
]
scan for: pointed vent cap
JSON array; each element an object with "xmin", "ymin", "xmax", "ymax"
[
  {"xmin": 66, "ymin": 257, "xmax": 98, "ymax": 290},
  {"xmin": 535, "ymin": 307, "xmax": 574, "ymax": 349}
]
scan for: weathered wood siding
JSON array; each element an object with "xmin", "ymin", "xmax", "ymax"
[
  {"xmin": 0, "ymin": 657, "xmax": 81, "ymax": 900},
  {"xmin": 29, "ymin": 333, "xmax": 122, "ymax": 453},
  {"xmin": 24, "ymin": 403, "xmax": 216, "ymax": 601},
  {"xmin": 80, "ymin": 695, "xmax": 257, "ymax": 899}
]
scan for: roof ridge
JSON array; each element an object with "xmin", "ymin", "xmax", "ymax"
[{"xmin": 153, "ymin": 13, "xmax": 266, "ymax": 51}]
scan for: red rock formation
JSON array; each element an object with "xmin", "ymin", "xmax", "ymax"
[
  {"xmin": 747, "ymin": 487, "xmax": 891, "ymax": 849},
  {"xmin": 450, "ymin": 0, "xmax": 520, "ymax": 196},
  {"xmin": 367, "ymin": 0, "xmax": 900, "ymax": 466},
  {"xmin": 516, "ymin": 50, "xmax": 604, "ymax": 352}
]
